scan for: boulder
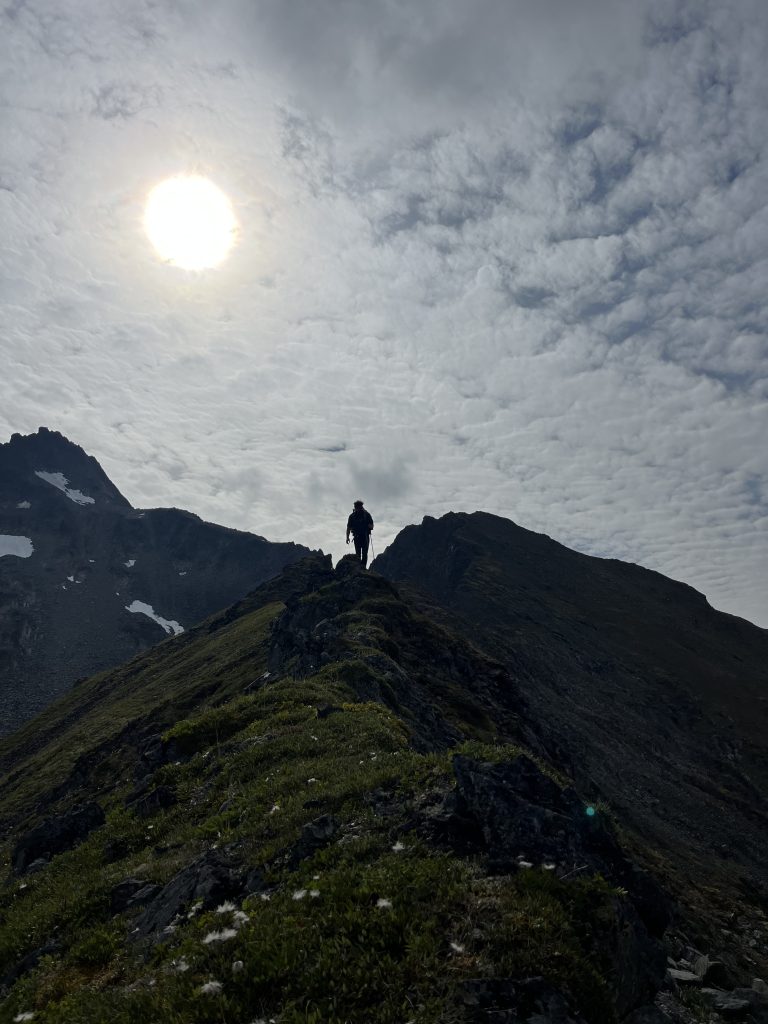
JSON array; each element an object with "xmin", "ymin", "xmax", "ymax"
[
  {"xmin": 667, "ymin": 969, "xmax": 701, "ymax": 985},
  {"xmin": 133, "ymin": 849, "xmax": 246, "ymax": 940},
  {"xmin": 430, "ymin": 754, "xmax": 669, "ymax": 936},
  {"xmin": 12, "ymin": 802, "xmax": 105, "ymax": 874},
  {"xmin": 731, "ymin": 988, "xmax": 768, "ymax": 1024},
  {"xmin": 111, "ymin": 878, "xmax": 163, "ymax": 914},
  {"xmin": 693, "ymin": 953, "xmax": 730, "ymax": 987},
  {"xmin": 270, "ymin": 814, "xmax": 340, "ymax": 871},
  {"xmin": 700, "ymin": 989, "xmax": 750, "ymax": 1019}
]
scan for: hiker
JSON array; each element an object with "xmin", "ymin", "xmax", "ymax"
[{"xmin": 346, "ymin": 500, "xmax": 374, "ymax": 568}]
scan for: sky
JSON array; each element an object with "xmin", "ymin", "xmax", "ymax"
[{"xmin": 1, "ymin": 0, "xmax": 767, "ymax": 627}]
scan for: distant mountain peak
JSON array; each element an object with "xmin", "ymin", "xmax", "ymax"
[
  {"xmin": 0, "ymin": 427, "xmax": 315, "ymax": 735},
  {"xmin": 1, "ymin": 427, "xmax": 131, "ymax": 509}
]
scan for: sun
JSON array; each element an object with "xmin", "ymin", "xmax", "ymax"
[{"xmin": 144, "ymin": 175, "xmax": 238, "ymax": 270}]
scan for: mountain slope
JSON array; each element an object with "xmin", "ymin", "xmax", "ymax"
[
  {"xmin": 373, "ymin": 512, "xmax": 768, "ymax": 974},
  {"xmin": 0, "ymin": 555, "xmax": 675, "ymax": 1024},
  {"xmin": 0, "ymin": 428, "xmax": 313, "ymax": 735}
]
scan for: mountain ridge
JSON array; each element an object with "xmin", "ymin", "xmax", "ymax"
[{"xmin": 0, "ymin": 427, "xmax": 315, "ymax": 735}]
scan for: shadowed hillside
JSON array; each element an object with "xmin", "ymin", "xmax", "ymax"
[
  {"xmin": 373, "ymin": 512, "xmax": 768, "ymax": 982},
  {"xmin": 0, "ymin": 554, "xmax": 682, "ymax": 1024}
]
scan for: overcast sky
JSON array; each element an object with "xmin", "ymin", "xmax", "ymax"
[{"xmin": 1, "ymin": 0, "xmax": 766, "ymax": 626}]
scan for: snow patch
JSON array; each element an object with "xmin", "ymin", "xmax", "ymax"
[
  {"xmin": 0, "ymin": 535, "xmax": 34, "ymax": 559},
  {"xmin": 17, "ymin": 501, "xmax": 31, "ymax": 509},
  {"xmin": 125, "ymin": 600, "xmax": 184, "ymax": 636},
  {"xmin": 179, "ymin": 571, "xmax": 187, "ymax": 576},
  {"xmin": 125, "ymin": 559, "xmax": 135, "ymax": 568},
  {"xmin": 67, "ymin": 575, "xmax": 75, "ymax": 582},
  {"xmin": 35, "ymin": 471, "xmax": 95, "ymax": 505}
]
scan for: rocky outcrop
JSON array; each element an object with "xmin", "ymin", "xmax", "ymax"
[
  {"xmin": 132, "ymin": 848, "xmax": 256, "ymax": 940},
  {"xmin": 407, "ymin": 752, "xmax": 668, "ymax": 1018},
  {"xmin": 12, "ymin": 801, "xmax": 105, "ymax": 874}
]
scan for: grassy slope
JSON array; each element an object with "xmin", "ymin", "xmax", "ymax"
[{"xmin": 0, "ymin": 558, "xmax": 650, "ymax": 1023}]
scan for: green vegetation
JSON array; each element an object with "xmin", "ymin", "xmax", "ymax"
[{"xmin": 0, "ymin": 564, "xmax": 640, "ymax": 1022}]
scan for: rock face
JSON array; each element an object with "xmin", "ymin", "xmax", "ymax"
[
  {"xmin": 12, "ymin": 801, "xmax": 105, "ymax": 874},
  {"xmin": 0, "ymin": 427, "xmax": 314, "ymax": 736},
  {"xmin": 410, "ymin": 753, "xmax": 668, "ymax": 1018}
]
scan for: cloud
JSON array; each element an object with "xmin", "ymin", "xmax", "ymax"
[{"xmin": 0, "ymin": 0, "xmax": 766, "ymax": 626}]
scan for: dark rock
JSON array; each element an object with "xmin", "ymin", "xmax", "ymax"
[
  {"xmin": 127, "ymin": 785, "xmax": 177, "ymax": 818},
  {"xmin": 12, "ymin": 802, "xmax": 105, "ymax": 874},
  {"xmin": 411, "ymin": 755, "xmax": 667, "ymax": 1017},
  {"xmin": 244, "ymin": 867, "xmax": 268, "ymax": 894},
  {"xmin": 103, "ymin": 836, "xmax": 130, "ymax": 863},
  {"xmin": 111, "ymin": 878, "xmax": 162, "ymax": 914},
  {"xmin": 730, "ymin": 989, "xmax": 768, "ymax": 1023},
  {"xmin": 693, "ymin": 953, "xmax": 730, "ymax": 987},
  {"xmin": 25, "ymin": 857, "xmax": 49, "ymax": 874},
  {"xmin": 456, "ymin": 976, "xmax": 587, "ymax": 1023},
  {"xmin": 667, "ymin": 968, "xmax": 701, "ymax": 985},
  {"xmin": 410, "ymin": 787, "xmax": 486, "ymax": 855},
  {"xmin": 134, "ymin": 736, "xmax": 168, "ymax": 779},
  {"xmin": 701, "ymin": 989, "xmax": 750, "ymax": 1018},
  {"xmin": 622, "ymin": 1006, "xmax": 674, "ymax": 1023},
  {"xmin": 447, "ymin": 753, "xmax": 669, "ymax": 937},
  {"xmin": 271, "ymin": 814, "xmax": 340, "ymax": 871},
  {"xmin": 133, "ymin": 848, "xmax": 245, "ymax": 940},
  {"xmin": 0, "ymin": 939, "xmax": 60, "ymax": 991}
]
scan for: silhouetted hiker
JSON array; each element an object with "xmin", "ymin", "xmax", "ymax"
[{"xmin": 346, "ymin": 500, "xmax": 374, "ymax": 568}]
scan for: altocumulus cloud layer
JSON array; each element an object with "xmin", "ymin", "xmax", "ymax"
[{"xmin": 1, "ymin": 0, "xmax": 767, "ymax": 625}]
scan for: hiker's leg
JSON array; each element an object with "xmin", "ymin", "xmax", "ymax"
[
  {"xmin": 361, "ymin": 535, "xmax": 369, "ymax": 568},
  {"xmin": 354, "ymin": 536, "xmax": 364, "ymax": 561}
]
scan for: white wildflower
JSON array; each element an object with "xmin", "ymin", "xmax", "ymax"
[
  {"xmin": 376, "ymin": 898, "xmax": 392, "ymax": 909},
  {"xmin": 215, "ymin": 901, "xmax": 236, "ymax": 914},
  {"xmin": 310, "ymin": 734, "xmax": 319, "ymax": 741},
  {"xmin": 199, "ymin": 980, "xmax": 223, "ymax": 995},
  {"xmin": 543, "ymin": 863, "xmax": 556, "ymax": 871},
  {"xmin": 309, "ymin": 889, "xmax": 320, "ymax": 898},
  {"xmin": 312, "ymin": 873, "xmax": 321, "ymax": 879},
  {"xmin": 203, "ymin": 928, "xmax": 238, "ymax": 944},
  {"xmin": 260, "ymin": 892, "xmax": 271, "ymax": 901},
  {"xmin": 187, "ymin": 901, "xmax": 204, "ymax": 919},
  {"xmin": 14, "ymin": 1013, "xmax": 35, "ymax": 1022},
  {"xmin": 292, "ymin": 889, "xmax": 307, "ymax": 900},
  {"xmin": 233, "ymin": 910, "xmax": 250, "ymax": 926},
  {"xmin": 307, "ymin": 777, "xmax": 318, "ymax": 783},
  {"xmin": 171, "ymin": 957, "xmax": 189, "ymax": 973},
  {"xmin": 269, "ymin": 803, "xmax": 280, "ymax": 814},
  {"xmin": 232, "ymin": 960, "xmax": 244, "ymax": 973},
  {"xmin": 517, "ymin": 860, "xmax": 533, "ymax": 869},
  {"xmin": 18, "ymin": 883, "xmax": 27, "ymax": 890},
  {"xmin": 450, "ymin": 941, "xmax": 465, "ymax": 953},
  {"xmin": 392, "ymin": 841, "xmax": 405, "ymax": 852}
]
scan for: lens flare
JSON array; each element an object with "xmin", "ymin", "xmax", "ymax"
[{"xmin": 144, "ymin": 175, "xmax": 237, "ymax": 270}]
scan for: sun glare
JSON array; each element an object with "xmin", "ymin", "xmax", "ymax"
[{"xmin": 144, "ymin": 175, "xmax": 237, "ymax": 270}]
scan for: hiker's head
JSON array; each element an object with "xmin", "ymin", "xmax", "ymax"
[{"xmin": 354, "ymin": 500, "xmax": 364, "ymax": 509}]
